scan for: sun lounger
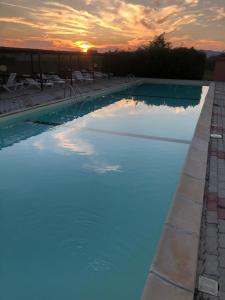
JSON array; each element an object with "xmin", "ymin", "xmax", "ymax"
[
  {"xmin": 72, "ymin": 71, "xmax": 93, "ymax": 83},
  {"xmin": 83, "ymin": 72, "xmax": 94, "ymax": 81},
  {"xmin": 48, "ymin": 74, "xmax": 65, "ymax": 85},
  {"xmin": 25, "ymin": 78, "xmax": 54, "ymax": 89},
  {"xmin": 94, "ymin": 72, "xmax": 108, "ymax": 79},
  {"xmin": 2, "ymin": 73, "xmax": 24, "ymax": 92}
]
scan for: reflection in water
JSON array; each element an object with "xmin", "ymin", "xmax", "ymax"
[
  {"xmin": 53, "ymin": 129, "xmax": 95, "ymax": 156},
  {"xmin": 0, "ymin": 83, "xmax": 208, "ymax": 300},
  {"xmin": 0, "ymin": 84, "xmax": 206, "ymax": 151},
  {"xmin": 84, "ymin": 162, "xmax": 122, "ymax": 174}
]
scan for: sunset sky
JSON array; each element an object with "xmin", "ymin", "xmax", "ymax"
[{"xmin": 0, "ymin": 0, "xmax": 225, "ymax": 52}]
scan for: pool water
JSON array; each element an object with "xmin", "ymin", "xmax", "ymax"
[{"xmin": 0, "ymin": 84, "xmax": 207, "ymax": 300}]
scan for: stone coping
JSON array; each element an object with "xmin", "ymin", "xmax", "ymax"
[
  {"xmin": 143, "ymin": 78, "xmax": 211, "ymax": 86},
  {"xmin": 141, "ymin": 82, "xmax": 215, "ymax": 300}
]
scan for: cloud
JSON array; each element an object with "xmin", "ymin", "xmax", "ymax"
[
  {"xmin": 212, "ymin": 7, "xmax": 225, "ymax": 21},
  {"xmin": 170, "ymin": 35, "xmax": 225, "ymax": 51},
  {"xmin": 184, "ymin": 0, "xmax": 198, "ymax": 6},
  {"xmin": 0, "ymin": 0, "xmax": 224, "ymax": 51},
  {"xmin": 0, "ymin": 16, "xmax": 39, "ymax": 27},
  {"xmin": 0, "ymin": 1, "xmax": 35, "ymax": 11}
]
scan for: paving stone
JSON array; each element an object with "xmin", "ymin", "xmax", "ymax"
[
  {"xmin": 219, "ymin": 233, "xmax": 225, "ymax": 248},
  {"xmin": 219, "ymin": 290, "xmax": 225, "ymax": 300},
  {"xmin": 208, "ymin": 192, "xmax": 219, "ymax": 202},
  {"xmin": 219, "ymin": 190, "xmax": 225, "ymax": 198},
  {"xmin": 208, "ymin": 202, "xmax": 218, "ymax": 211},
  {"xmin": 206, "ymin": 236, "xmax": 219, "ymax": 255},
  {"xmin": 218, "ymin": 248, "xmax": 225, "ymax": 268},
  {"xmin": 219, "ymin": 198, "xmax": 225, "ymax": 208},
  {"xmin": 210, "ymin": 184, "xmax": 218, "ymax": 193},
  {"xmin": 205, "ymin": 255, "xmax": 219, "ymax": 276},
  {"xmin": 219, "ymin": 220, "xmax": 225, "ymax": 232},
  {"xmin": 199, "ymin": 240, "xmax": 206, "ymax": 258},
  {"xmin": 219, "ymin": 268, "xmax": 225, "ymax": 292},
  {"xmin": 207, "ymin": 212, "xmax": 218, "ymax": 224},
  {"xmin": 202, "ymin": 295, "xmax": 218, "ymax": 300},
  {"xmin": 218, "ymin": 208, "xmax": 225, "ymax": 220},
  {"xmin": 207, "ymin": 224, "xmax": 218, "ymax": 237},
  {"xmin": 198, "ymin": 259, "xmax": 205, "ymax": 275}
]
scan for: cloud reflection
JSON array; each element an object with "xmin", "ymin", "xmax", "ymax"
[
  {"xmin": 33, "ymin": 125, "xmax": 95, "ymax": 156},
  {"xmin": 84, "ymin": 162, "xmax": 122, "ymax": 174},
  {"xmin": 53, "ymin": 129, "xmax": 95, "ymax": 156}
]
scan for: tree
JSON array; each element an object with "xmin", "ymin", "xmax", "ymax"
[
  {"xmin": 137, "ymin": 33, "xmax": 171, "ymax": 52},
  {"xmin": 102, "ymin": 33, "xmax": 206, "ymax": 79},
  {"xmin": 149, "ymin": 33, "xmax": 171, "ymax": 49}
]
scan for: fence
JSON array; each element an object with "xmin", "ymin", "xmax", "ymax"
[{"xmin": 0, "ymin": 47, "xmax": 104, "ymax": 81}]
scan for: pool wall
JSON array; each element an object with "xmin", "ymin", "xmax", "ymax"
[{"xmin": 141, "ymin": 82, "xmax": 215, "ymax": 300}]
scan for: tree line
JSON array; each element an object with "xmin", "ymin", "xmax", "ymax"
[{"xmin": 101, "ymin": 34, "xmax": 206, "ymax": 80}]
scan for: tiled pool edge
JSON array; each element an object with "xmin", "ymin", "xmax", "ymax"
[{"xmin": 141, "ymin": 82, "xmax": 215, "ymax": 300}]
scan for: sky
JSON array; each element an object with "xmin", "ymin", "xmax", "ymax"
[{"xmin": 0, "ymin": 0, "xmax": 225, "ymax": 52}]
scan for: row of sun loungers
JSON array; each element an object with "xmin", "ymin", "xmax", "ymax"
[{"xmin": 0, "ymin": 71, "xmax": 110, "ymax": 92}]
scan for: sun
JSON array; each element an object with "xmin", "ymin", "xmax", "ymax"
[
  {"xmin": 79, "ymin": 43, "xmax": 91, "ymax": 53},
  {"xmin": 74, "ymin": 41, "xmax": 92, "ymax": 53}
]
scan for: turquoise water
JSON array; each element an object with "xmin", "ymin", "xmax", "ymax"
[{"xmin": 0, "ymin": 84, "xmax": 207, "ymax": 300}]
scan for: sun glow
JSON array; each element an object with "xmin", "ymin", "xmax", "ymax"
[
  {"xmin": 74, "ymin": 41, "xmax": 92, "ymax": 52},
  {"xmin": 78, "ymin": 43, "xmax": 91, "ymax": 53}
]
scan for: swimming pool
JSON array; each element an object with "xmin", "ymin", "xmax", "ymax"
[{"xmin": 0, "ymin": 83, "xmax": 208, "ymax": 300}]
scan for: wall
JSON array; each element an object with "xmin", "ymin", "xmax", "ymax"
[{"xmin": 214, "ymin": 58, "xmax": 225, "ymax": 81}]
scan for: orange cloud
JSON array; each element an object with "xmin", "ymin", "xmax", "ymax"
[
  {"xmin": 0, "ymin": 0, "xmax": 224, "ymax": 51},
  {"xmin": 171, "ymin": 36, "xmax": 225, "ymax": 51}
]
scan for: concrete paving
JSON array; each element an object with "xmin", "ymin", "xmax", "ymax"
[{"xmin": 195, "ymin": 82, "xmax": 225, "ymax": 300}]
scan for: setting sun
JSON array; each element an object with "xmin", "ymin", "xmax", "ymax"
[
  {"xmin": 80, "ymin": 44, "xmax": 91, "ymax": 53},
  {"xmin": 74, "ymin": 41, "xmax": 92, "ymax": 53}
]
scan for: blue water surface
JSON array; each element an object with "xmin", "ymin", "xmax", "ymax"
[{"xmin": 0, "ymin": 83, "xmax": 207, "ymax": 300}]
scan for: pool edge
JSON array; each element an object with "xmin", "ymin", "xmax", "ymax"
[{"xmin": 140, "ymin": 82, "xmax": 215, "ymax": 300}]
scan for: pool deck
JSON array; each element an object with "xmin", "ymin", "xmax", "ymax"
[{"xmin": 194, "ymin": 82, "xmax": 225, "ymax": 300}]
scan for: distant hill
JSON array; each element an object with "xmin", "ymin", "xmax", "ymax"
[{"xmin": 203, "ymin": 50, "xmax": 223, "ymax": 58}]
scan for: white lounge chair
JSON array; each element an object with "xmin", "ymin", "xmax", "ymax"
[
  {"xmin": 83, "ymin": 72, "xmax": 94, "ymax": 81},
  {"xmin": 25, "ymin": 78, "xmax": 54, "ymax": 89},
  {"xmin": 72, "ymin": 71, "xmax": 93, "ymax": 83},
  {"xmin": 48, "ymin": 74, "xmax": 65, "ymax": 85},
  {"xmin": 94, "ymin": 71, "xmax": 108, "ymax": 79},
  {"xmin": 2, "ymin": 73, "xmax": 24, "ymax": 92},
  {"xmin": 37, "ymin": 73, "xmax": 55, "ymax": 84}
]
